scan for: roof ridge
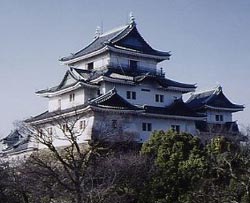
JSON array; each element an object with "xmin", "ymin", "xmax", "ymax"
[
  {"xmin": 99, "ymin": 24, "xmax": 129, "ymax": 38},
  {"xmin": 110, "ymin": 23, "xmax": 136, "ymax": 44},
  {"xmin": 89, "ymin": 88, "xmax": 116, "ymax": 104}
]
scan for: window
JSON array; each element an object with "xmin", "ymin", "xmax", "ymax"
[
  {"xmin": 80, "ymin": 120, "xmax": 86, "ymax": 130},
  {"xmin": 155, "ymin": 94, "xmax": 164, "ymax": 103},
  {"xmin": 112, "ymin": 120, "xmax": 118, "ymax": 129},
  {"xmin": 47, "ymin": 127, "xmax": 53, "ymax": 135},
  {"xmin": 215, "ymin": 115, "xmax": 224, "ymax": 122},
  {"xmin": 171, "ymin": 125, "xmax": 180, "ymax": 133},
  {"xmin": 69, "ymin": 93, "xmax": 75, "ymax": 102},
  {"xmin": 38, "ymin": 129, "xmax": 44, "ymax": 136},
  {"xmin": 87, "ymin": 62, "xmax": 94, "ymax": 70},
  {"xmin": 58, "ymin": 99, "xmax": 61, "ymax": 110},
  {"xmin": 142, "ymin": 123, "xmax": 152, "ymax": 131},
  {"xmin": 141, "ymin": 88, "xmax": 150, "ymax": 92},
  {"xmin": 129, "ymin": 60, "xmax": 137, "ymax": 70},
  {"xmin": 126, "ymin": 91, "xmax": 136, "ymax": 100},
  {"xmin": 97, "ymin": 89, "xmax": 101, "ymax": 95},
  {"xmin": 62, "ymin": 124, "xmax": 69, "ymax": 133}
]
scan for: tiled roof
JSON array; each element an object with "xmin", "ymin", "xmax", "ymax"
[
  {"xmin": 134, "ymin": 74, "xmax": 196, "ymax": 89},
  {"xmin": 89, "ymin": 88, "xmax": 139, "ymax": 110},
  {"xmin": 1, "ymin": 130, "xmax": 30, "ymax": 152},
  {"xmin": 89, "ymin": 68, "xmax": 195, "ymax": 90},
  {"xmin": 25, "ymin": 103, "xmax": 89, "ymax": 123},
  {"xmin": 187, "ymin": 86, "xmax": 244, "ymax": 111},
  {"xmin": 36, "ymin": 69, "xmax": 98, "ymax": 95},
  {"xmin": 60, "ymin": 23, "xmax": 170, "ymax": 62},
  {"xmin": 2, "ymin": 130, "xmax": 23, "ymax": 145},
  {"xmin": 143, "ymin": 98, "xmax": 204, "ymax": 118}
]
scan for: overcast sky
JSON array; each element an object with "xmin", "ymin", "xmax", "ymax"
[{"xmin": 0, "ymin": 0, "xmax": 249, "ymax": 137}]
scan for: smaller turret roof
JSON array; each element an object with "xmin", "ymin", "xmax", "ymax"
[
  {"xmin": 143, "ymin": 98, "xmax": 204, "ymax": 118},
  {"xmin": 186, "ymin": 86, "xmax": 244, "ymax": 112},
  {"xmin": 89, "ymin": 88, "xmax": 139, "ymax": 110}
]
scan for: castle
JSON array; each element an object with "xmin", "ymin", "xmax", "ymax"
[{"xmin": 0, "ymin": 16, "xmax": 244, "ymax": 160}]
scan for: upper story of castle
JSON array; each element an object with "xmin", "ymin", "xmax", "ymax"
[
  {"xmin": 36, "ymin": 15, "xmax": 197, "ymax": 112},
  {"xmin": 59, "ymin": 14, "xmax": 170, "ymax": 77}
]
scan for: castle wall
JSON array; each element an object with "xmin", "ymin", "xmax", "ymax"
[
  {"xmin": 48, "ymin": 87, "xmax": 97, "ymax": 112},
  {"xmin": 100, "ymin": 81, "xmax": 182, "ymax": 107},
  {"xmin": 206, "ymin": 109, "xmax": 232, "ymax": 123},
  {"xmin": 92, "ymin": 110, "xmax": 197, "ymax": 143}
]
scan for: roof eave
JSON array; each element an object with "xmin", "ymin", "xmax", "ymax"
[
  {"xmin": 141, "ymin": 112, "xmax": 206, "ymax": 121},
  {"xmin": 59, "ymin": 46, "xmax": 110, "ymax": 65},
  {"xmin": 36, "ymin": 82, "xmax": 98, "ymax": 98},
  {"xmin": 204, "ymin": 105, "xmax": 244, "ymax": 112},
  {"xmin": 109, "ymin": 46, "xmax": 170, "ymax": 61}
]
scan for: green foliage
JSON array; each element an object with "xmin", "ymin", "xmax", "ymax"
[
  {"xmin": 1, "ymin": 132, "xmax": 250, "ymax": 203},
  {"xmin": 141, "ymin": 130, "xmax": 207, "ymax": 202}
]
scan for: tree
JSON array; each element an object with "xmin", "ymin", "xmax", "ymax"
[
  {"xmin": 19, "ymin": 110, "xmax": 139, "ymax": 203},
  {"xmin": 18, "ymin": 113, "xmax": 103, "ymax": 203},
  {"xmin": 141, "ymin": 130, "xmax": 207, "ymax": 203}
]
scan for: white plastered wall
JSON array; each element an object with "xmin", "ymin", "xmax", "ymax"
[
  {"xmin": 100, "ymin": 81, "xmax": 182, "ymax": 107},
  {"xmin": 70, "ymin": 53, "xmax": 110, "ymax": 70},
  {"xmin": 109, "ymin": 52, "xmax": 157, "ymax": 71},
  {"xmin": 91, "ymin": 110, "xmax": 197, "ymax": 143},
  {"xmin": 36, "ymin": 114, "xmax": 94, "ymax": 149},
  {"xmin": 48, "ymin": 87, "xmax": 97, "ymax": 112},
  {"xmin": 206, "ymin": 109, "xmax": 233, "ymax": 123}
]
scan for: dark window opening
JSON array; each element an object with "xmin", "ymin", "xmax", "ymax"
[
  {"xmin": 126, "ymin": 91, "xmax": 136, "ymax": 100},
  {"xmin": 132, "ymin": 91, "xmax": 136, "ymax": 100},
  {"xmin": 69, "ymin": 93, "xmax": 75, "ymax": 102},
  {"xmin": 129, "ymin": 60, "xmax": 137, "ymax": 70},
  {"xmin": 87, "ymin": 62, "xmax": 94, "ymax": 70},
  {"xmin": 112, "ymin": 120, "xmax": 118, "ymax": 129},
  {"xmin": 80, "ymin": 120, "xmax": 86, "ymax": 130},
  {"xmin": 127, "ymin": 91, "xmax": 131, "ymax": 99},
  {"xmin": 171, "ymin": 125, "xmax": 180, "ymax": 133},
  {"xmin": 142, "ymin": 122, "xmax": 152, "ymax": 131},
  {"xmin": 141, "ymin": 88, "xmax": 150, "ymax": 92},
  {"xmin": 155, "ymin": 94, "xmax": 164, "ymax": 103},
  {"xmin": 215, "ymin": 115, "xmax": 224, "ymax": 122}
]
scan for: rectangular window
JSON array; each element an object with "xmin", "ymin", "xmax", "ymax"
[
  {"xmin": 142, "ymin": 123, "xmax": 147, "ymax": 131},
  {"xmin": 87, "ymin": 62, "xmax": 94, "ymax": 70},
  {"xmin": 62, "ymin": 124, "xmax": 69, "ymax": 133},
  {"xmin": 155, "ymin": 94, "xmax": 164, "ymax": 103},
  {"xmin": 171, "ymin": 125, "xmax": 180, "ymax": 133},
  {"xmin": 112, "ymin": 120, "xmax": 118, "ymax": 129},
  {"xmin": 127, "ymin": 91, "xmax": 131, "ymax": 99},
  {"xmin": 141, "ymin": 88, "xmax": 150, "ymax": 92},
  {"xmin": 126, "ymin": 91, "xmax": 136, "ymax": 100},
  {"xmin": 129, "ymin": 60, "xmax": 137, "ymax": 70},
  {"xmin": 147, "ymin": 123, "xmax": 152, "ymax": 131},
  {"xmin": 80, "ymin": 120, "xmax": 86, "ymax": 130},
  {"xmin": 215, "ymin": 115, "xmax": 220, "ymax": 121},
  {"xmin": 47, "ymin": 127, "xmax": 52, "ymax": 135},
  {"xmin": 132, "ymin": 91, "xmax": 136, "ymax": 100},
  {"xmin": 69, "ymin": 93, "xmax": 75, "ymax": 102},
  {"xmin": 97, "ymin": 89, "xmax": 101, "ymax": 95},
  {"xmin": 58, "ymin": 99, "xmax": 61, "ymax": 110},
  {"xmin": 160, "ymin": 95, "xmax": 164, "ymax": 102},
  {"xmin": 220, "ymin": 115, "xmax": 224, "ymax": 121},
  {"xmin": 215, "ymin": 115, "xmax": 224, "ymax": 122},
  {"xmin": 142, "ymin": 122, "xmax": 152, "ymax": 131}
]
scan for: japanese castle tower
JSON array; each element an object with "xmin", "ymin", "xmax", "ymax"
[{"xmin": 0, "ymin": 16, "xmax": 245, "ymax": 158}]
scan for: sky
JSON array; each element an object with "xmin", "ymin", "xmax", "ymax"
[{"xmin": 0, "ymin": 0, "xmax": 249, "ymax": 137}]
